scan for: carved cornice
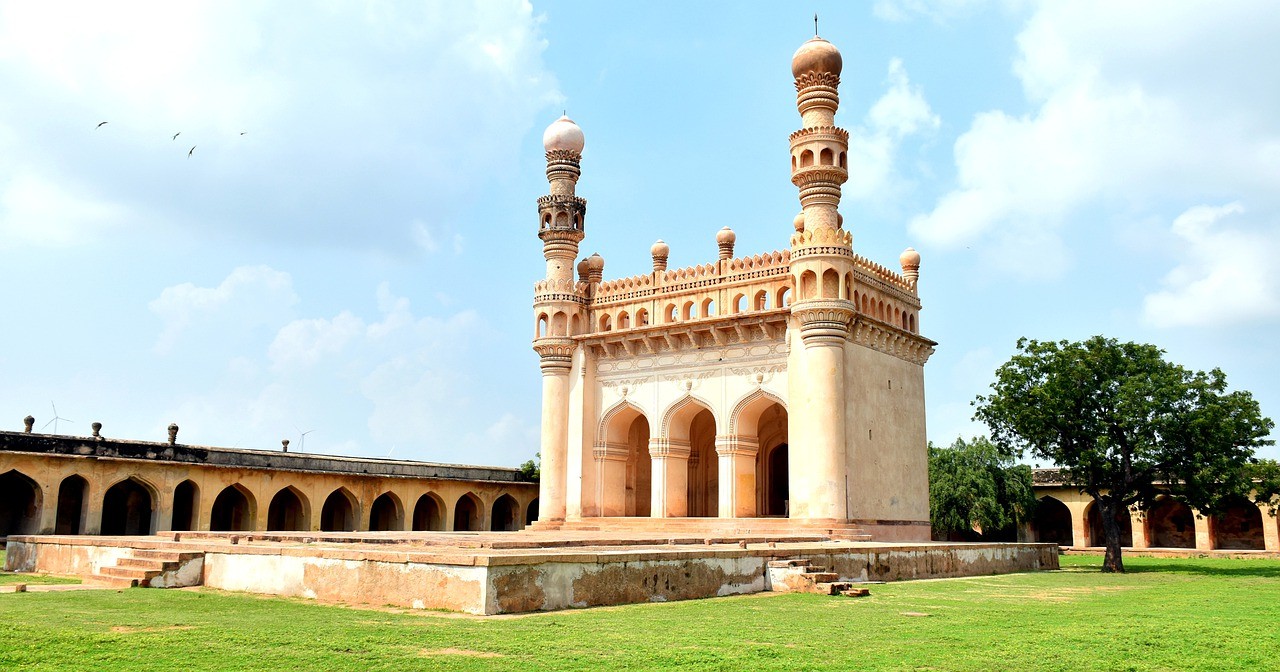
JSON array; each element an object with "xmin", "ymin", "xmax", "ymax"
[
  {"xmin": 791, "ymin": 166, "xmax": 849, "ymax": 188},
  {"xmin": 714, "ymin": 434, "xmax": 760, "ymax": 457},
  {"xmin": 592, "ymin": 441, "xmax": 630, "ymax": 462},
  {"xmin": 850, "ymin": 318, "xmax": 936, "ymax": 366},
  {"xmin": 788, "ymin": 126, "xmax": 850, "ymax": 145},
  {"xmin": 584, "ymin": 311, "xmax": 789, "ymax": 360},
  {"xmin": 648, "ymin": 438, "xmax": 691, "ymax": 459},
  {"xmin": 790, "ymin": 226, "xmax": 853, "ymax": 257},
  {"xmin": 794, "ymin": 72, "xmax": 840, "ymax": 91}
]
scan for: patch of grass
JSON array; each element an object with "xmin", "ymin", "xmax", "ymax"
[
  {"xmin": 0, "ymin": 555, "xmax": 1276, "ymax": 670},
  {"xmin": 0, "ymin": 550, "xmax": 80, "ymax": 586}
]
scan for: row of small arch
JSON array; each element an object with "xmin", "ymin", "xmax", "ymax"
[
  {"xmin": 791, "ymin": 147, "xmax": 847, "ymax": 171},
  {"xmin": 1032, "ymin": 494, "xmax": 1273, "ymax": 551},
  {"xmin": 0, "ymin": 470, "xmax": 538, "ymax": 537},
  {"xmin": 797, "ymin": 268, "xmax": 918, "ymax": 334}
]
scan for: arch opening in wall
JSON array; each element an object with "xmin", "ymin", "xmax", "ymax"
[
  {"xmin": 526, "ymin": 498, "xmax": 539, "ymax": 524},
  {"xmin": 838, "ymin": 151, "xmax": 846, "ymax": 168},
  {"xmin": 536, "ymin": 314, "xmax": 548, "ymax": 338},
  {"xmin": 732, "ymin": 392, "xmax": 788, "ymax": 518},
  {"xmin": 618, "ymin": 311, "xmax": 631, "ymax": 329},
  {"xmin": 454, "ymin": 492, "xmax": 483, "ymax": 531},
  {"xmin": 491, "ymin": 494, "xmax": 519, "ymax": 531},
  {"xmin": 664, "ymin": 304, "xmax": 677, "ymax": 323},
  {"xmin": 791, "ymin": 154, "xmax": 797, "ymax": 171},
  {"xmin": 701, "ymin": 298, "xmax": 716, "ymax": 318},
  {"xmin": 101, "ymin": 477, "xmax": 155, "ymax": 536},
  {"xmin": 600, "ymin": 314, "xmax": 612, "ymax": 332},
  {"xmin": 844, "ymin": 273, "xmax": 853, "ymax": 301},
  {"xmin": 878, "ymin": 300, "xmax": 886, "ymax": 321},
  {"xmin": 821, "ymin": 269, "xmax": 839, "ymax": 298},
  {"xmin": 210, "ymin": 484, "xmax": 255, "ymax": 532},
  {"xmin": 754, "ymin": 290, "xmax": 770, "ymax": 311},
  {"xmin": 551, "ymin": 311, "xmax": 567, "ymax": 337},
  {"xmin": 663, "ymin": 397, "xmax": 718, "ymax": 518},
  {"xmin": 598, "ymin": 401, "xmax": 652, "ymax": 518},
  {"xmin": 683, "ymin": 301, "xmax": 695, "ymax": 321},
  {"xmin": 909, "ymin": 314, "xmax": 916, "ymax": 333},
  {"xmin": 765, "ymin": 443, "xmax": 789, "ymax": 517},
  {"xmin": 800, "ymin": 149, "xmax": 814, "ymax": 167},
  {"xmin": 412, "ymin": 493, "xmax": 445, "ymax": 531},
  {"xmin": 1033, "ymin": 496, "xmax": 1073, "ymax": 546},
  {"xmin": 570, "ymin": 314, "xmax": 582, "ymax": 336},
  {"xmin": 778, "ymin": 287, "xmax": 791, "ymax": 307},
  {"xmin": 267, "ymin": 487, "xmax": 309, "ymax": 531},
  {"xmin": 171, "ymin": 480, "xmax": 198, "ymax": 532},
  {"xmin": 54, "ymin": 474, "xmax": 89, "ymax": 535},
  {"xmin": 800, "ymin": 271, "xmax": 817, "ymax": 300},
  {"xmin": 819, "ymin": 147, "xmax": 834, "ymax": 165},
  {"xmin": 0, "ymin": 470, "xmax": 42, "ymax": 537},
  {"xmin": 1212, "ymin": 497, "xmax": 1264, "ymax": 550},
  {"xmin": 1085, "ymin": 500, "xmax": 1133, "ymax": 547},
  {"xmin": 320, "ymin": 488, "xmax": 358, "ymax": 532},
  {"xmin": 636, "ymin": 308, "xmax": 649, "ymax": 326},
  {"xmin": 1145, "ymin": 496, "xmax": 1194, "ymax": 548},
  {"xmin": 731, "ymin": 294, "xmax": 745, "ymax": 314},
  {"xmin": 369, "ymin": 492, "xmax": 404, "ymax": 532}
]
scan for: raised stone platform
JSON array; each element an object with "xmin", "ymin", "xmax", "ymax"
[{"xmin": 5, "ymin": 530, "xmax": 1058, "ymax": 615}]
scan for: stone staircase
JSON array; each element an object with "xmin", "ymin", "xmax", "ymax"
[
  {"xmin": 85, "ymin": 550, "xmax": 205, "ymax": 589},
  {"xmin": 767, "ymin": 558, "xmax": 870, "ymax": 597},
  {"xmin": 538, "ymin": 517, "xmax": 872, "ymax": 541}
]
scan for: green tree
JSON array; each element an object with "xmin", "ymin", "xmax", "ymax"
[
  {"xmin": 975, "ymin": 336, "xmax": 1274, "ymax": 572},
  {"xmin": 928, "ymin": 436, "xmax": 1037, "ymax": 541},
  {"xmin": 517, "ymin": 453, "xmax": 540, "ymax": 481}
]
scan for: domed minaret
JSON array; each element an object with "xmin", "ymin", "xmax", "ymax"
[
  {"xmin": 786, "ymin": 32, "xmax": 857, "ymax": 521},
  {"xmin": 533, "ymin": 115, "xmax": 588, "ymax": 526}
]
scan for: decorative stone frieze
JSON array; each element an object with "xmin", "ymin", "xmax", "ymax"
[
  {"xmin": 533, "ymin": 338, "xmax": 575, "ymax": 374},
  {"xmin": 648, "ymin": 438, "xmax": 691, "ymax": 460},
  {"xmin": 714, "ymin": 435, "xmax": 760, "ymax": 457},
  {"xmin": 792, "ymin": 299, "xmax": 855, "ymax": 346}
]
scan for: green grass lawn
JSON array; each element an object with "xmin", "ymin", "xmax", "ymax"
[{"xmin": 0, "ymin": 554, "xmax": 1276, "ymax": 671}]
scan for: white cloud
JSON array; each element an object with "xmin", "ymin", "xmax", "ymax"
[
  {"xmin": 0, "ymin": 172, "xmax": 127, "ymax": 248},
  {"xmin": 873, "ymin": 0, "xmax": 989, "ymax": 23},
  {"xmin": 268, "ymin": 312, "xmax": 364, "ymax": 371},
  {"xmin": 0, "ymin": 1, "xmax": 559, "ymax": 251},
  {"xmin": 150, "ymin": 265, "xmax": 297, "ymax": 353},
  {"xmin": 1142, "ymin": 203, "xmax": 1280, "ymax": 328},
  {"xmin": 845, "ymin": 59, "xmax": 940, "ymax": 204},
  {"xmin": 909, "ymin": 1, "xmax": 1280, "ymax": 279}
]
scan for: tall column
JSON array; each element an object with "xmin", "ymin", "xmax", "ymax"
[
  {"xmin": 1193, "ymin": 510, "xmax": 1213, "ymax": 550},
  {"xmin": 593, "ymin": 443, "xmax": 629, "ymax": 517},
  {"xmin": 1128, "ymin": 509, "xmax": 1148, "ymax": 549},
  {"xmin": 716, "ymin": 435, "xmax": 758, "ymax": 518},
  {"xmin": 787, "ymin": 34, "xmax": 855, "ymax": 522},
  {"xmin": 533, "ymin": 115, "xmax": 589, "ymax": 525},
  {"xmin": 649, "ymin": 438, "xmax": 690, "ymax": 517}
]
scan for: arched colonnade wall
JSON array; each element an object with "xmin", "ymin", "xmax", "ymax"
[
  {"xmin": 1030, "ymin": 484, "xmax": 1280, "ymax": 552},
  {"xmin": 0, "ymin": 442, "xmax": 538, "ymax": 538}
]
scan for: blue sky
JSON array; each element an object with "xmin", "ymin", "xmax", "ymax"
[{"xmin": 1, "ymin": 1, "xmax": 1276, "ymax": 466}]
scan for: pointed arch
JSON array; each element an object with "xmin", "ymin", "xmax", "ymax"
[
  {"xmin": 210, "ymin": 483, "xmax": 256, "ymax": 532},
  {"xmin": 491, "ymin": 494, "xmax": 520, "ymax": 531},
  {"xmin": 54, "ymin": 474, "xmax": 89, "ymax": 535},
  {"xmin": 267, "ymin": 486, "xmax": 310, "ymax": 531},
  {"xmin": 660, "ymin": 394, "xmax": 718, "ymax": 439},
  {"xmin": 171, "ymin": 480, "xmax": 199, "ymax": 532},
  {"xmin": 729, "ymin": 388, "xmax": 787, "ymax": 436},
  {"xmin": 320, "ymin": 487, "xmax": 359, "ymax": 532},
  {"xmin": 0, "ymin": 469, "xmax": 42, "ymax": 537},
  {"xmin": 453, "ymin": 492, "xmax": 483, "ymax": 531},
  {"xmin": 101, "ymin": 476, "xmax": 157, "ymax": 536},
  {"xmin": 597, "ymin": 399, "xmax": 651, "ymax": 444},
  {"xmin": 369, "ymin": 491, "xmax": 405, "ymax": 532},
  {"xmin": 412, "ymin": 492, "xmax": 446, "ymax": 531}
]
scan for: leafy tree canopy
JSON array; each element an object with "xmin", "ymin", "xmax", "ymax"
[
  {"xmin": 928, "ymin": 436, "xmax": 1037, "ymax": 541},
  {"xmin": 974, "ymin": 336, "xmax": 1274, "ymax": 572},
  {"xmin": 517, "ymin": 453, "xmax": 541, "ymax": 482}
]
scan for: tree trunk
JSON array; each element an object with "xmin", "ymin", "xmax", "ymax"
[{"xmin": 1098, "ymin": 497, "xmax": 1125, "ymax": 573}]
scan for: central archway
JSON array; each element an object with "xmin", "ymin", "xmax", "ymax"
[
  {"xmin": 101, "ymin": 478, "xmax": 155, "ymax": 536},
  {"xmin": 320, "ymin": 488, "xmax": 358, "ymax": 532},
  {"xmin": 730, "ymin": 391, "xmax": 788, "ymax": 518},
  {"xmin": 491, "ymin": 494, "xmax": 519, "ymax": 531},
  {"xmin": 210, "ymin": 485, "xmax": 255, "ymax": 532},
  {"xmin": 596, "ymin": 402, "xmax": 653, "ymax": 517},
  {"xmin": 412, "ymin": 493, "xmax": 445, "ymax": 531},
  {"xmin": 1033, "ymin": 496, "xmax": 1073, "ymax": 546},
  {"xmin": 1146, "ymin": 496, "xmax": 1194, "ymax": 548},
  {"xmin": 55, "ymin": 475, "xmax": 88, "ymax": 535},
  {"xmin": 267, "ymin": 487, "xmax": 309, "ymax": 531},
  {"xmin": 369, "ymin": 492, "xmax": 404, "ymax": 532},
  {"xmin": 453, "ymin": 492, "xmax": 482, "ymax": 531},
  {"xmin": 1086, "ymin": 501, "xmax": 1133, "ymax": 547},
  {"xmin": 171, "ymin": 480, "xmax": 199, "ymax": 532}
]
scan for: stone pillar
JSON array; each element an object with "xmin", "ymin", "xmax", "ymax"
[
  {"xmin": 649, "ymin": 438, "xmax": 691, "ymax": 517},
  {"xmin": 535, "ymin": 340, "xmax": 574, "ymax": 524},
  {"xmin": 37, "ymin": 483, "xmax": 58, "ymax": 534},
  {"xmin": 1128, "ymin": 508, "xmax": 1148, "ymax": 549},
  {"xmin": 594, "ymin": 443, "xmax": 629, "ymax": 517},
  {"xmin": 790, "ymin": 302, "xmax": 852, "ymax": 521},
  {"xmin": 1068, "ymin": 501, "xmax": 1089, "ymax": 547},
  {"xmin": 715, "ymin": 435, "xmax": 758, "ymax": 518},
  {"xmin": 1261, "ymin": 505, "xmax": 1279, "ymax": 552},
  {"xmin": 155, "ymin": 488, "xmax": 174, "ymax": 533},
  {"xmin": 1193, "ymin": 510, "xmax": 1213, "ymax": 550}
]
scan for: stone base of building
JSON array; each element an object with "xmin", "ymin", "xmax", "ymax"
[
  {"xmin": 1061, "ymin": 547, "xmax": 1280, "ymax": 560},
  {"xmin": 5, "ymin": 531, "xmax": 1058, "ymax": 615}
]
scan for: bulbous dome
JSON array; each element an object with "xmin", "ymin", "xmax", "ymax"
[
  {"xmin": 650, "ymin": 239, "xmax": 669, "ymax": 257},
  {"xmin": 576, "ymin": 257, "xmax": 590, "ymax": 277},
  {"xmin": 791, "ymin": 37, "xmax": 842, "ymax": 78},
  {"xmin": 542, "ymin": 115, "xmax": 585, "ymax": 153},
  {"xmin": 586, "ymin": 252, "xmax": 605, "ymax": 271},
  {"xmin": 792, "ymin": 212, "xmax": 806, "ymax": 232},
  {"xmin": 900, "ymin": 247, "xmax": 921, "ymax": 269},
  {"xmin": 716, "ymin": 226, "xmax": 736, "ymax": 244}
]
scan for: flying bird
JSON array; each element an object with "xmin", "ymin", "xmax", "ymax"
[
  {"xmin": 172, "ymin": 132, "xmax": 180, "ymax": 140},
  {"xmin": 188, "ymin": 145, "xmax": 196, "ymax": 158},
  {"xmin": 239, "ymin": 131, "xmax": 247, "ymax": 136},
  {"xmin": 96, "ymin": 121, "xmax": 108, "ymax": 128}
]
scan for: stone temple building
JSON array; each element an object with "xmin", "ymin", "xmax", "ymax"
[{"xmin": 530, "ymin": 34, "xmax": 935, "ymax": 540}]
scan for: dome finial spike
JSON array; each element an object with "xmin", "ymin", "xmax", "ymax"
[{"xmin": 814, "ymin": 13, "xmax": 819, "ymax": 37}]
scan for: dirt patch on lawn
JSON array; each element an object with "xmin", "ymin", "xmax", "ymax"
[{"xmin": 110, "ymin": 625, "xmax": 196, "ymax": 634}]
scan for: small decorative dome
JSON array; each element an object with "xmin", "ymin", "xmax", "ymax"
[
  {"xmin": 542, "ymin": 115, "xmax": 585, "ymax": 153},
  {"xmin": 576, "ymin": 257, "xmax": 590, "ymax": 278},
  {"xmin": 900, "ymin": 247, "xmax": 921, "ymax": 269},
  {"xmin": 716, "ymin": 226, "xmax": 736, "ymax": 244},
  {"xmin": 586, "ymin": 252, "xmax": 605, "ymax": 271},
  {"xmin": 791, "ymin": 37, "xmax": 842, "ymax": 79},
  {"xmin": 651, "ymin": 239, "xmax": 669, "ymax": 257},
  {"xmin": 793, "ymin": 212, "xmax": 806, "ymax": 232}
]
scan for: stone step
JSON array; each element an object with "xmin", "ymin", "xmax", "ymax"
[
  {"xmin": 802, "ymin": 572, "xmax": 839, "ymax": 583},
  {"xmin": 133, "ymin": 550, "xmax": 203, "ymax": 562},
  {"xmin": 84, "ymin": 573, "xmax": 139, "ymax": 589},
  {"xmin": 98, "ymin": 566, "xmax": 159, "ymax": 585},
  {"xmin": 117, "ymin": 557, "xmax": 175, "ymax": 571},
  {"xmin": 814, "ymin": 581, "xmax": 853, "ymax": 596},
  {"xmin": 841, "ymin": 587, "xmax": 871, "ymax": 597}
]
